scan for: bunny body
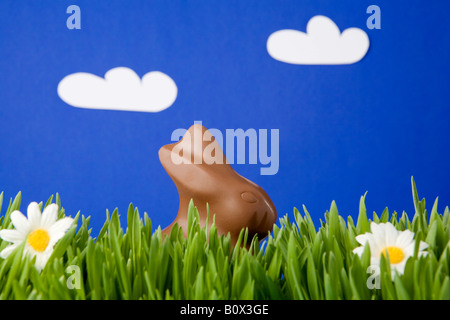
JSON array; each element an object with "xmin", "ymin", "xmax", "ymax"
[{"xmin": 159, "ymin": 124, "xmax": 277, "ymax": 246}]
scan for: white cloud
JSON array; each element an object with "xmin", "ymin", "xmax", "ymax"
[
  {"xmin": 57, "ymin": 67, "xmax": 177, "ymax": 112},
  {"xmin": 267, "ymin": 15, "xmax": 370, "ymax": 65}
]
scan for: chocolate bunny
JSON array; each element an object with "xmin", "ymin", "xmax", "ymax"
[{"xmin": 159, "ymin": 123, "xmax": 277, "ymax": 246}]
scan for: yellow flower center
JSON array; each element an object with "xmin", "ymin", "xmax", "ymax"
[
  {"xmin": 382, "ymin": 246, "xmax": 405, "ymax": 264},
  {"xmin": 27, "ymin": 229, "xmax": 50, "ymax": 252}
]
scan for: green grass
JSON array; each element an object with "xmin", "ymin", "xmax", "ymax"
[{"xmin": 0, "ymin": 177, "xmax": 448, "ymax": 300}]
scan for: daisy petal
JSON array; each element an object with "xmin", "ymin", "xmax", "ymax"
[
  {"xmin": 370, "ymin": 256, "xmax": 380, "ymax": 267},
  {"xmin": 418, "ymin": 251, "xmax": 428, "ymax": 258},
  {"xmin": 404, "ymin": 240, "xmax": 428, "ymax": 257},
  {"xmin": 391, "ymin": 259, "xmax": 408, "ymax": 276},
  {"xmin": 384, "ymin": 222, "xmax": 399, "ymax": 246},
  {"xmin": 41, "ymin": 204, "xmax": 59, "ymax": 227},
  {"xmin": 49, "ymin": 217, "xmax": 74, "ymax": 235},
  {"xmin": 418, "ymin": 241, "xmax": 429, "ymax": 251},
  {"xmin": 33, "ymin": 250, "xmax": 52, "ymax": 271},
  {"xmin": 404, "ymin": 243, "xmax": 416, "ymax": 256},
  {"xmin": 370, "ymin": 222, "xmax": 386, "ymax": 247},
  {"xmin": 353, "ymin": 246, "xmax": 364, "ymax": 256},
  {"xmin": 10, "ymin": 210, "xmax": 30, "ymax": 232},
  {"xmin": 27, "ymin": 202, "xmax": 42, "ymax": 227},
  {"xmin": 355, "ymin": 234, "xmax": 371, "ymax": 246},
  {"xmin": 0, "ymin": 244, "xmax": 18, "ymax": 259},
  {"xmin": 0, "ymin": 229, "xmax": 24, "ymax": 243},
  {"xmin": 396, "ymin": 230, "xmax": 414, "ymax": 248},
  {"xmin": 49, "ymin": 231, "xmax": 67, "ymax": 245},
  {"xmin": 48, "ymin": 217, "xmax": 74, "ymax": 243}
]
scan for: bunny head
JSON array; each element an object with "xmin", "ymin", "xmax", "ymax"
[{"xmin": 159, "ymin": 123, "xmax": 277, "ymax": 246}]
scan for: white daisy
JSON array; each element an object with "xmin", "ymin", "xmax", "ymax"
[
  {"xmin": 0, "ymin": 202, "xmax": 74, "ymax": 270},
  {"xmin": 353, "ymin": 222, "xmax": 428, "ymax": 278}
]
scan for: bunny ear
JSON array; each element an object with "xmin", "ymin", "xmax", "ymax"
[{"xmin": 159, "ymin": 124, "xmax": 233, "ymax": 190}]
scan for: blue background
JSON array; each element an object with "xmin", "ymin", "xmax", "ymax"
[{"xmin": 0, "ymin": 1, "xmax": 449, "ymax": 235}]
